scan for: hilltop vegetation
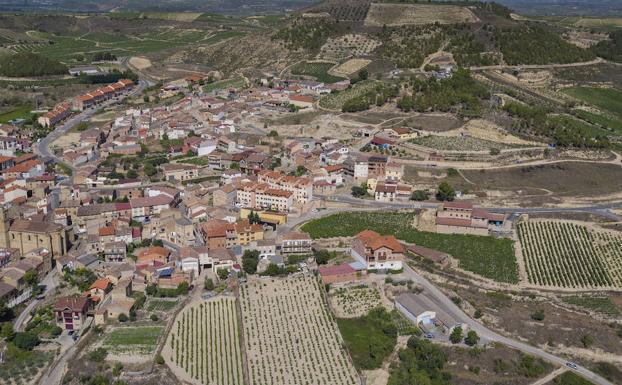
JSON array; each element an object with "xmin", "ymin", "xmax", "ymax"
[
  {"xmin": 497, "ymin": 25, "xmax": 596, "ymax": 65},
  {"xmin": 0, "ymin": 52, "xmax": 67, "ymax": 77}
]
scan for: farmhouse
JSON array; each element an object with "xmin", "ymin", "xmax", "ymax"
[
  {"xmin": 435, "ymin": 202, "xmax": 506, "ymax": 236},
  {"xmin": 351, "ymin": 230, "xmax": 404, "ymax": 270},
  {"xmin": 54, "ymin": 296, "xmax": 90, "ymax": 331}
]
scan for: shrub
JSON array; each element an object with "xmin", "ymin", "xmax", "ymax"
[
  {"xmin": 13, "ymin": 332, "xmax": 40, "ymax": 350},
  {"xmin": 465, "ymin": 330, "xmax": 479, "ymax": 346},
  {"xmin": 118, "ymin": 313, "xmax": 129, "ymax": 322},
  {"xmin": 449, "ymin": 326, "xmax": 463, "ymax": 344},
  {"xmin": 531, "ymin": 309, "xmax": 545, "ymax": 321}
]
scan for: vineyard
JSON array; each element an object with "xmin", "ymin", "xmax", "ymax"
[
  {"xmin": 518, "ymin": 220, "xmax": 622, "ymax": 289},
  {"xmin": 312, "ymin": 0, "xmax": 371, "ymax": 22},
  {"xmin": 240, "ymin": 276, "xmax": 359, "ymax": 385},
  {"xmin": 164, "ymin": 296, "xmax": 243, "ymax": 385}
]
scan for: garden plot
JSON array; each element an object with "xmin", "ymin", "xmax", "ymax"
[
  {"xmin": 164, "ymin": 296, "xmax": 243, "ymax": 385},
  {"xmin": 364, "ymin": 3, "xmax": 479, "ymax": 27},
  {"xmin": 330, "ymin": 284, "xmax": 382, "ymax": 318},
  {"xmin": 518, "ymin": 219, "xmax": 622, "ymax": 289},
  {"xmin": 331, "ymin": 59, "xmax": 371, "ymax": 77},
  {"xmin": 240, "ymin": 276, "xmax": 359, "ymax": 385},
  {"xmin": 320, "ymin": 34, "xmax": 381, "ymax": 60},
  {"xmin": 102, "ymin": 326, "xmax": 164, "ymax": 357},
  {"xmin": 146, "ymin": 298, "xmax": 178, "ymax": 312}
]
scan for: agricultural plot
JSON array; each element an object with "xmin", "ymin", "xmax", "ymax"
[
  {"xmin": 320, "ymin": 34, "xmax": 381, "ymax": 60},
  {"xmin": 0, "ymin": 348, "xmax": 54, "ymax": 385},
  {"xmin": 364, "ymin": 3, "xmax": 479, "ymax": 27},
  {"xmin": 146, "ymin": 298, "xmax": 178, "ymax": 312},
  {"xmin": 165, "ymin": 296, "xmax": 243, "ymax": 385},
  {"xmin": 331, "ymin": 59, "xmax": 371, "ymax": 77},
  {"xmin": 203, "ymin": 77, "xmax": 246, "ymax": 93},
  {"xmin": 301, "ymin": 211, "xmax": 518, "ymax": 283},
  {"xmin": 563, "ymin": 87, "xmax": 622, "ymax": 124},
  {"xmin": 562, "ymin": 296, "xmax": 620, "ymax": 317},
  {"xmin": 518, "ymin": 220, "xmax": 622, "ymax": 289},
  {"xmin": 102, "ymin": 326, "xmax": 164, "ymax": 355},
  {"xmin": 14, "ymin": 28, "xmax": 227, "ymax": 62},
  {"xmin": 329, "ymin": 284, "xmax": 382, "ymax": 318},
  {"xmin": 319, "ymin": 80, "xmax": 378, "ymax": 110},
  {"xmin": 409, "ymin": 135, "xmax": 523, "ymax": 152},
  {"xmin": 289, "ymin": 61, "xmax": 344, "ymax": 83},
  {"xmin": 240, "ymin": 276, "xmax": 359, "ymax": 385}
]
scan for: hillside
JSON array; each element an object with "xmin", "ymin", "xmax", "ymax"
[{"xmin": 0, "ymin": 52, "xmax": 67, "ymax": 77}]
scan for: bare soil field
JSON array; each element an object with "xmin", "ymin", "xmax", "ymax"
[
  {"xmin": 444, "ymin": 344, "xmax": 553, "ymax": 385},
  {"xmin": 129, "ymin": 56, "xmax": 152, "ymax": 70},
  {"xmin": 364, "ymin": 3, "xmax": 479, "ymax": 27},
  {"xmin": 461, "ymin": 162, "xmax": 622, "ymax": 198},
  {"xmin": 425, "ymin": 119, "xmax": 543, "ymax": 147},
  {"xmin": 445, "ymin": 284, "xmax": 622, "ymax": 365}
]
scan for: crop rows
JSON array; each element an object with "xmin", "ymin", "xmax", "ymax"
[
  {"xmin": 518, "ymin": 220, "xmax": 622, "ymax": 288},
  {"xmin": 331, "ymin": 284, "xmax": 381, "ymax": 318},
  {"xmin": 168, "ymin": 297, "xmax": 243, "ymax": 385},
  {"xmin": 240, "ymin": 276, "xmax": 359, "ymax": 385}
]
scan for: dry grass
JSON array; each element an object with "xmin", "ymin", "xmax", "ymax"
[
  {"xmin": 364, "ymin": 3, "xmax": 479, "ymax": 27},
  {"xmin": 331, "ymin": 59, "xmax": 371, "ymax": 77}
]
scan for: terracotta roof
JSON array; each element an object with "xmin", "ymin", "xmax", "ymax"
[
  {"xmin": 356, "ymin": 230, "xmax": 403, "ymax": 253},
  {"xmin": 54, "ymin": 296, "xmax": 89, "ymax": 312},
  {"xmin": 319, "ymin": 264, "xmax": 355, "ymax": 276},
  {"xmin": 89, "ymin": 278, "xmax": 112, "ymax": 291}
]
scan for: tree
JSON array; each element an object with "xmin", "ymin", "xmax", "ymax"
[
  {"xmin": 580, "ymin": 334, "xmax": 593, "ymax": 348},
  {"xmin": 155, "ymin": 354, "xmax": 165, "ymax": 365},
  {"xmin": 217, "ymin": 268, "xmax": 229, "ymax": 280},
  {"xmin": 465, "ymin": 330, "xmax": 479, "ymax": 346},
  {"xmin": 23, "ymin": 269, "xmax": 38, "ymax": 288},
  {"xmin": 242, "ymin": 250, "xmax": 260, "ymax": 274},
  {"xmin": 267, "ymin": 130, "xmax": 279, "ymax": 137},
  {"xmin": 0, "ymin": 299, "xmax": 14, "ymax": 321},
  {"xmin": 436, "ymin": 182, "xmax": 455, "ymax": 201},
  {"xmin": 531, "ymin": 309, "xmax": 545, "ymax": 321},
  {"xmin": 118, "ymin": 313, "xmax": 129, "ymax": 322},
  {"xmin": 126, "ymin": 169, "xmax": 138, "ymax": 179},
  {"xmin": 248, "ymin": 211, "xmax": 260, "ymax": 224},
  {"xmin": 314, "ymin": 250, "xmax": 331, "ymax": 265},
  {"xmin": 176, "ymin": 281, "xmax": 189, "ymax": 295},
  {"xmin": 204, "ymin": 277, "xmax": 215, "ymax": 291},
  {"xmin": 411, "ymin": 190, "xmax": 430, "ymax": 201},
  {"xmin": 150, "ymin": 314, "xmax": 159, "ymax": 322},
  {"xmin": 351, "ymin": 185, "xmax": 367, "ymax": 198},
  {"xmin": 449, "ymin": 326, "xmax": 463, "ymax": 344},
  {"xmin": 13, "ymin": 331, "xmax": 40, "ymax": 350},
  {"xmin": 358, "ymin": 68, "xmax": 369, "ymax": 80}
]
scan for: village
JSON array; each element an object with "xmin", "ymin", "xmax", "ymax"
[{"xmin": 0, "ymin": 46, "xmax": 620, "ymax": 385}]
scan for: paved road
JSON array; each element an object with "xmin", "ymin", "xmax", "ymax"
[
  {"xmin": 13, "ymin": 271, "xmax": 59, "ymax": 332},
  {"xmin": 325, "ymin": 194, "xmax": 622, "ymax": 220},
  {"xmin": 402, "ymin": 264, "xmax": 614, "ymax": 385}
]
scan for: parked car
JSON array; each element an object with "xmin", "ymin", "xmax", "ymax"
[{"xmin": 565, "ymin": 362, "xmax": 578, "ymax": 370}]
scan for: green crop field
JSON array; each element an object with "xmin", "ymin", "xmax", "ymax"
[
  {"xmin": 290, "ymin": 61, "xmax": 345, "ymax": 83},
  {"xmin": 103, "ymin": 326, "xmax": 164, "ymax": 355},
  {"xmin": 146, "ymin": 299, "xmax": 178, "ymax": 312},
  {"xmin": 563, "ymin": 87, "xmax": 622, "ymax": 118},
  {"xmin": 573, "ymin": 109, "xmax": 622, "ymax": 134},
  {"xmin": 301, "ymin": 211, "xmax": 518, "ymax": 283},
  {"xmin": 562, "ymin": 296, "xmax": 620, "ymax": 317},
  {"xmin": 0, "ymin": 105, "xmax": 32, "ymax": 123},
  {"xmin": 12, "ymin": 29, "xmax": 239, "ymax": 63}
]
